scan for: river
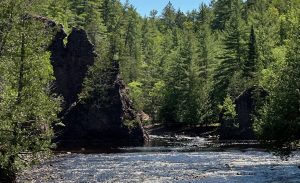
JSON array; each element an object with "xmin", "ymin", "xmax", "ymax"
[{"xmin": 18, "ymin": 135, "xmax": 300, "ymax": 183}]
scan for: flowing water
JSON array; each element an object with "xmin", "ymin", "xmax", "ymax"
[{"xmin": 18, "ymin": 135, "xmax": 300, "ymax": 183}]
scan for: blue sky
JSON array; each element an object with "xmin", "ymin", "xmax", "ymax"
[{"xmin": 120, "ymin": 0, "xmax": 210, "ymax": 16}]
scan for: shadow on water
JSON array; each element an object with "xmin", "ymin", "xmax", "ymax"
[
  {"xmin": 55, "ymin": 135, "xmax": 264, "ymax": 154},
  {"xmin": 120, "ymin": 135, "xmax": 264, "ymax": 153}
]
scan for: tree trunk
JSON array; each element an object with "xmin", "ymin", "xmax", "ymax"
[{"xmin": 17, "ymin": 30, "xmax": 25, "ymax": 103}]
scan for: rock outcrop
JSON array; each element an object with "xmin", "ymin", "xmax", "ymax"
[
  {"xmin": 49, "ymin": 27, "xmax": 144, "ymax": 148},
  {"xmin": 49, "ymin": 28, "xmax": 95, "ymax": 106},
  {"xmin": 220, "ymin": 87, "xmax": 268, "ymax": 140}
]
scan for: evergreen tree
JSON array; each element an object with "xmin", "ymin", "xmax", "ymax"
[
  {"xmin": 139, "ymin": 17, "xmax": 164, "ymax": 120},
  {"xmin": 212, "ymin": 0, "xmax": 245, "ymax": 102},
  {"xmin": 84, "ymin": 0, "xmax": 108, "ymax": 55},
  {"xmin": 175, "ymin": 9, "xmax": 186, "ymax": 29},
  {"xmin": 0, "ymin": 0, "xmax": 61, "ymax": 181},
  {"xmin": 255, "ymin": 22, "xmax": 300, "ymax": 150},
  {"xmin": 243, "ymin": 25, "xmax": 258, "ymax": 79},
  {"xmin": 68, "ymin": 0, "xmax": 87, "ymax": 27},
  {"xmin": 212, "ymin": 0, "xmax": 234, "ymax": 30},
  {"xmin": 43, "ymin": 0, "xmax": 73, "ymax": 32},
  {"xmin": 161, "ymin": 1, "xmax": 176, "ymax": 31},
  {"xmin": 0, "ymin": 0, "xmax": 15, "ymax": 58},
  {"xmin": 195, "ymin": 4, "xmax": 216, "ymax": 123},
  {"xmin": 160, "ymin": 30, "xmax": 204, "ymax": 125},
  {"xmin": 196, "ymin": 3, "xmax": 215, "ymax": 79},
  {"xmin": 121, "ymin": 5, "xmax": 142, "ymax": 82}
]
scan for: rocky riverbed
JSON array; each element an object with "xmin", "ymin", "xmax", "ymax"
[{"xmin": 17, "ymin": 135, "xmax": 300, "ymax": 183}]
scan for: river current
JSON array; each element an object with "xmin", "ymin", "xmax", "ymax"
[{"xmin": 18, "ymin": 135, "xmax": 300, "ymax": 183}]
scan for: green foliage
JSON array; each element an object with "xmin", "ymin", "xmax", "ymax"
[
  {"xmin": 255, "ymin": 21, "xmax": 300, "ymax": 148},
  {"xmin": 20, "ymin": 0, "xmax": 298, "ymax": 156},
  {"xmin": 219, "ymin": 95, "xmax": 237, "ymax": 122},
  {"xmin": 244, "ymin": 25, "xmax": 258, "ymax": 79},
  {"xmin": 43, "ymin": 0, "xmax": 73, "ymax": 33},
  {"xmin": 128, "ymin": 81, "xmax": 144, "ymax": 111},
  {"xmin": 161, "ymin": 2, "xmax": 176, "ymax": 31},
  {"xmin": 123, "ymin": 119, "xmax": 139, "ymax": 130},
  {"xmin": 212, "ymin": 0, "xmax": 246, "ymax": 103},
  {"xmin": 80, "ymin": 59, "xmax": 118, "ymax": 108},
  {"xmin": 218, "ymin": 95, "xmax": 239, "ymax": 132},
  {"xmin": 159, "ymin": 30, "xmax": 211, "ymax": 126},
  {"xmin": 0, "ymin": 0, "xmax": 61, "ymax": 179}
]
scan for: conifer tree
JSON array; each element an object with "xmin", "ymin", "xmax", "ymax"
[
  {"xmin": 212, "ymin": 0, "xmax": 245, "ymax": 102},
  {"xmin": 255, "ymin": 22, "xmax": 300, "ymax": 150},
  {"xmin": 0, "ymin": 1, "xmax": 61, "ymax": 181},
  {"xmin": 138, "ymin": 17, "xmax": 164, "ymax": 119},
  {"xmin": 121, "ymin": 5, "xmax": 142, "ymax": 82},
  {"xmin": 161, "ymin": 2, "xmax": 176, "ymax": 31},
  {"xmin": 212, "ymin": 0, "xmax": 234, "ymax": 30},
  {"xmin": 43, "ymin": 0, "xmax": 73, "ymax": 32},
  {"xmin": 243, "ymin": 25, "xmax": 258, "ymax": 79},
  {"xmin": 160, "ymin": 29, "xmax": 204, "ymax": 125}
]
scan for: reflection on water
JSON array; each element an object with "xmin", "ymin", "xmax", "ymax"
[{"xmin": 18, "ymin": 135, "xmax": 300, "ymax": 183}]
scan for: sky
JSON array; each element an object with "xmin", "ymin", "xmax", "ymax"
[{"xmin": 120, "ymin": 0, "xmax": 210, "ymax": 16}]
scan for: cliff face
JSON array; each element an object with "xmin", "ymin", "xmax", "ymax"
[
  {"xmin": 49, "ymin": 28, "xmax": 95, "ymax": 106},
  {"xmin": 49, "ymin": 27, "xmax": 144, "ymax": 148}
]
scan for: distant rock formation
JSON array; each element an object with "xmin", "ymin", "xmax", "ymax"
[
  {"xmin": 49, "ymin": 28, "xmax": 95, "ymax": 106},
  {"xmin": 220, "ymin": 87, "xmax": 268, "ymax": 140},
  {"xmin": 48, "ymin": 27, "xmax": 144, "ymax": 148}
]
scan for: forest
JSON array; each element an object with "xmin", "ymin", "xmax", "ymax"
[{"xmin": 0, "ymin": 0, "xmax": 300, "ymax": 182}]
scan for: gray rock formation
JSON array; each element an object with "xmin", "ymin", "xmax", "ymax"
[
  {"xmin": 49, "ymin": 28, "xmax": 95, "ymax": 106},
  {"xmin": 220, "ymin": 87, "xmax": 267, "ymax": 140},
  {"xmin": 60, "ymin": 61, "xmax": 145, "ymax": 148},
  {"xmin": 49, "ymin": 27, "xmax": 144, "ymax": 148}
]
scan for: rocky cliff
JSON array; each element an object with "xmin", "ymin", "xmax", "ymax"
[
  {"xmin": 49, "ymin": 28, "xmax": 95, "ymax": 106},
  {"xmin": 48, "ymin": 26, "xmax": 144, "ymax": 148}
]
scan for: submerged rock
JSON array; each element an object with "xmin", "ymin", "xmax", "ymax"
[{"xmin": 49, "ymin": 27, "xmax": 144, "ymax": 148}]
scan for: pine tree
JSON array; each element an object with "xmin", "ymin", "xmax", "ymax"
[
  {"xmin": 243, "ymin": 25, "xmax": 258, "ymax": 78},
  {"xmin": 0, "ymin": 0, "xmax": 15, "ymax": 58},
  {"xmin": 175, "ymin": 9, "xmax": 186, "ymax": 29},
  {"xmin": 160, "ymin": 30, "xmax": 204, "ymax": 125},
  {"xmin": 121, "ymin": 5, "xmax": 142, "ymax": 82},
  {"xmin": 0, "ymin": 0, "xmax": 61, "ymax": 181},
  {"xmin": 161, "ymin": 1, "xmax": 176, "ymax": 31},
  {"xmin": 43, "ymin": 0, "xmax": 73, "ymax": 32},
  {"xmin": 102, "ymin": 0, "xmax": 125, "ymax": 61},
  {"xmin": 212, "ymin": 0, "xmax": 245, "ymax": 103},
  {"xmin": 195, "ymin": 4, "xmax": 216, "ymax": 123},
  {"xmin": 84, "ymin": 0, "xmax": 108, "ymax": 55},
  {"xmin": 212, "ymin": 0, "xmax": 234, "ymax": 30},
  {"xmin": 196, "ymin": 3, "xmax": 215, "ymax": 79},
  {"xmin": 68, "ymin": 0, "xmax": 87, "ymax": 27}
]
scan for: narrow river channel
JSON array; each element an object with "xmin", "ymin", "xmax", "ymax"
[{"xmin": 18, "ymin": 135, "xmax": 300, "ymax": 182}]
